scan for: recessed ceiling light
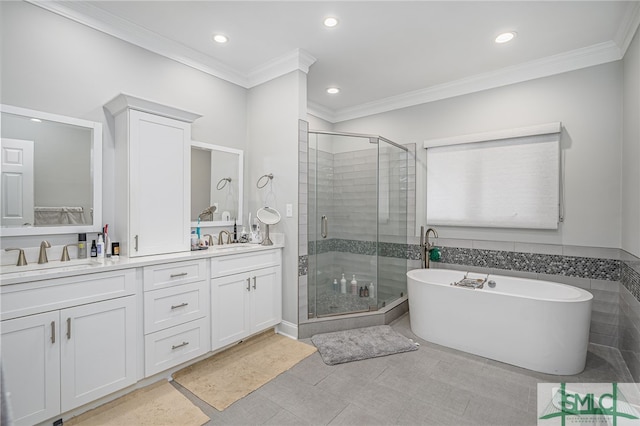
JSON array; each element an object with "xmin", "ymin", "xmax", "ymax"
[
  {"xmin": 323, "ymin": 17, "xmax": 338, "ymax": 28},
  {"xmin": 326, "ymin": 87, "xmax": 340, "ymax": 94},
  {"xmin": 212, "ymin": 34, "xmax": 228, "ymax": 44},
  {"xmin": 495, "ymin": 31, "xmax": 516, "ymax": 44},
  {"xmin": 30, "ymin": 118, "xmax": 42, "ymax": 123}
]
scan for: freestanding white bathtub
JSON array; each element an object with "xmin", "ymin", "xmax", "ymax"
[{"xmin": 407, "ymin": 268, "xmax": 593, "ymax": 375}]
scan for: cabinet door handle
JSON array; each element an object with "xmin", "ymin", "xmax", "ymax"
[
  {"xmin": 170, "ymin": 272, "xmax": 188, "ymax": 278},
  {"xmin": 171, "ymin": 341, "xmax": 189, "ymax": 350},
  {"xmin": 246, "ymin": 278, "xmax": 251, "ymax": 291},
  {"xmin": 134, "ymin": 235, "xmax": 139, "ymax": 252},
  {"xmin": 66, "ymin": 318, "xmax": 71, "ymax": 339},
  {"xmin": 51, "ymin": 321, "xmax": 56, "ymax": 344},
  {"xmin": 252, "ymin": 276, "xmax": 257, "ymax": 290},
  {"xmin": 171, "ymin": 302, "xmax": 189, "ymax": 310}
]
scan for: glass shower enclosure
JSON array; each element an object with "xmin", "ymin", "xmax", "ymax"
[{"xmin": 307, "ymin": 131, "xmax": 409, "ymax": 318}]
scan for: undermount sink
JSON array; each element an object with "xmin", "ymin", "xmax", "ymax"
[
  {"xmin": 1, "ymin": 258, "xmax": 103, "ymax": 275},
  {"xmin": 208, "ymin": 244, "xmax": 257, "ymax": 252}
]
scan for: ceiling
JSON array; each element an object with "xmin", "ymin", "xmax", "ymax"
[{"xmin": 33, "ymin": 1, "xmax": 640, "ymax": 122}]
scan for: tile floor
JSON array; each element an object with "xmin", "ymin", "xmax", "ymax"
[{"xmin": 172, "ymin": 313, "xmax": 635, "ymax": 425}]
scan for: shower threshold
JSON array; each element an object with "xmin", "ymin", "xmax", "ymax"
[{"xmin": 315, "ymin": 307, "xmax": 374, "ymax": 318}]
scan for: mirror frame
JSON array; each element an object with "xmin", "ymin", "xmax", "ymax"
[
  {"xmin": 190, "ymin": 140, "xmax": 243, "ymax": 227},
  {"xmin": 0, "ymin": 104, "xmax": 103, "ymax": 236}
]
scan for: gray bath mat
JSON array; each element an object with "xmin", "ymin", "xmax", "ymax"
[{"xmin": 311, "ymin": 325, "xmax": 418, "ymax": 365}]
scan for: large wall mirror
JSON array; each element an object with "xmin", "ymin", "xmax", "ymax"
[
  {"xmin": 191, "ymin": 141, "xmax": 243, "ymax": 227},
  {"xmin": 0, "ymin": 104, "xmax": 102, "ymax": 236}
]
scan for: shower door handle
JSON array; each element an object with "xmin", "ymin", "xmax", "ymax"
[{"xmin": 321, "ymin": 215, "xmax": 328, "ymax": 238}]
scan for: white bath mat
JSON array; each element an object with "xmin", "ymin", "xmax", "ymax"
[{"xmin": 311, "ymin": 325, "xmax": 418, "ymax": 365}]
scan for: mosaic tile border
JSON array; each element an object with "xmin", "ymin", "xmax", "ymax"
[
  {"xmin": 621, "ymin": 261, "xmax": 640, "ymax": 300},
  {"xmin": 302, "ymin": 238, "xmax": 622, "ymax": 282}
]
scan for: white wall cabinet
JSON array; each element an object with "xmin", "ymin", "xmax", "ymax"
[
  {"xmin": 105, "ymin": 94, "xmax": 200, "ymax": 257},
  {"xmin": 211, "ymin": 249, "xmax": 282, "ymax": 350},
  {"xmin": 0, "ymin": 271, "xmax": 136, "ymax": 426}
]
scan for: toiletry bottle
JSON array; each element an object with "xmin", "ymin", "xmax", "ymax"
[
  {"xmin": 104, "ymin": 225, "xmax": 111, "ymax": 257},
  {"xmin": 364, "ymin": 286, "xmax": 369, "ymax": 297},
  {"xmin": 333, "ymin": 279, "xmax": 338, "ymax": 292},
  {"xmin": 112, "ymin": 242, "xmax": 120, "ymax": 258},
  {"xmin": 359, "ymin": 286, "xmax": 364, "ymax": 297},
  {"xmin": 351, "ymin": 275, "xmax": 358, "ymax": 295},
  {"xmin": 90, "ymin": 239, "xmax": 97, "ymax": 258},
  {"xmin": 340, "ymin": 274, "xmax": 347, "ymax": 294},
  {"xmin": 369, "ymin": 282, "xmax": 375, "ymax": 299},
  {"xmin": 97, "ymin": 233, "xmax": 105, "ymax": 259},
  {"xmin": 78, "ymin": 233, "xmax": 87, "ymax": 259},
  {"xmin": 233, "ymin": 219, "xmax": 238, "ymax": 243}
]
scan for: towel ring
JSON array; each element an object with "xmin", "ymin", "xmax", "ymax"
[
  {"xmin": 256, "ymin": 173, "xmax": 274, "ymax": 189},
  {"xmin": 216, "ymin": 177, "xmax": 232, "ymax": 190}
]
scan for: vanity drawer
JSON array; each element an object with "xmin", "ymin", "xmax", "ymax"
[
  {"xmin": 144, "ymin": 281, "xmax": 209, "ymax": 334},
  {"xmin": 143, "ymin": 259, "xmax": 206, "ymax": 291},
  {"xmin": 144, "ymin": 317, "xmax": 210, "ymax": 377},
  {"xmin": 1, "ymin": 269, "xmax": 136, "ymax": 321},
  {"xmin": 211, "ymin": 249, "xmax": 281, "ymax": 278}
]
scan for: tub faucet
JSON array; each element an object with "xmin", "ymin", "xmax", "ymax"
[
  {"xmin": 420, "ymin": 227, "xmax": 438, "ymax": 269},
  {"xmin": 218, "ymin": 230, "xmax": 232, "ymax": 245},
  {"xmin": 38, "ymin": 240, "xmax": 51, "ymax": 264}
]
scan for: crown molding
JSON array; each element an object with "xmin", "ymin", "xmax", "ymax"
[
  {"xmin": 329, "ymin": 41, "xmax": 623, "ymax": 123},
  {"xmin": 307, "ymin": 101, "xmax": 337, "ymax": 123},
  {"xmin": 247, "ymin": 49, "xmax": 316, "ymax": 88},
  {"xmin": 615, "ymin": 1, "xmax": 640, "ymax": 55},
  {"xmin": 26, "ymin": 0, "xmax": 314, "ymax": 89}
]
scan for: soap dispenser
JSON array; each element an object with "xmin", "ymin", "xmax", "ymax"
[
  {"xmin": 368, "ymin": 282, "xmax": 375, "ymax": 299},
  {"xmin": 340, "ymin": 274, "xmax": 347, "ymax": 294},
  {"xmin": 351, "ymin": 275, "xmax": 358, "ymax": 295}
]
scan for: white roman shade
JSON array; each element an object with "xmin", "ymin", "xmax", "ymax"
[{"xmin": 424, "ymin": 123, "xmax": 562, "ymax": 229}]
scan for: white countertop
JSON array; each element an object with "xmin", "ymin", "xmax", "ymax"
[{"xmin": 0, "ymin": 242, "xmax": 284, "ymax": 286}]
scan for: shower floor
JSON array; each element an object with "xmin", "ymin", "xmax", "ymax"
[{"xmin": 313, "ymin": 288, "xmax": 402, "ymax": 317}]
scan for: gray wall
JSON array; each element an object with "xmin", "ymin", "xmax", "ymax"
[{"xmin": 331, "ymin": 61, "xmax": 624, "ymax": 250}]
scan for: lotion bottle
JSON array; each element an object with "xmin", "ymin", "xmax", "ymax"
[
  {"xmin": 351, "ymin": 275, "xmax": 358, "ymax": 295},
  {"xmin": 340, "ymin": 274, "xmax": 347, "ymax": 294},
  {"xmin": 333, "ymin": 279, "xmax": 338, "ymax": 292},
  {"xmin": 369, "ymin": 282, "xmax": 375, "ymax": 299},
  {"xmin": 96, "ymin": 233, "xmax": 105, "ymax": 259}
]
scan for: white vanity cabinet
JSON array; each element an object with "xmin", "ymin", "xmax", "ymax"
[
  {"xmin": 211, "ymin": 248, "xmax": 282, "ymax": 350},
  {"xmin": 105, "ymin": 94, "xmax": 201, "ymax": 258},
  {"xmin": 0, "ymin": 270, "xmax": 137, "ymax": 426},
  {"xmin": 143, "ymin": 259, "xmax": 211, "ymax": 376}
]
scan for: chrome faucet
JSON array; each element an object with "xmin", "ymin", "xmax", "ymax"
[
  {"xmin": 38, "ymin": 240, "xmax": 51, "ymax": 264},
  {"xmin": 218, "ymin": 230, "xmax": 232, "ymax": 245},
  {"xmin": 420, "ymin": 226, "xmax": 438, "ymax": 269}
]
